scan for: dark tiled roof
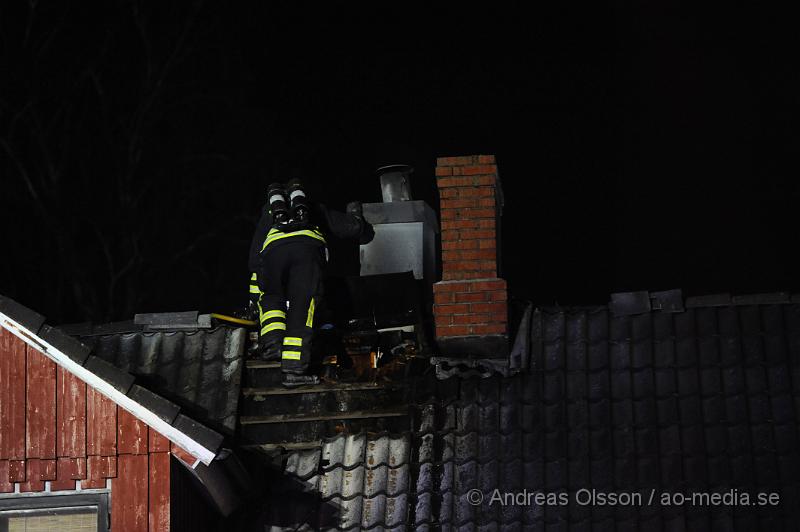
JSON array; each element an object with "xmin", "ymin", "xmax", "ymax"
[
  {"xmin": 258, "ymin": 300, "xmax": 800, "ymax": 530},
  {"xmin": 412, "ymin": 302, "xmax": 800, "ymax": 530},
  {"xmin": 263, "ymin": 433, "xmax": 412, "ymax": 531},
  {"xmin": 79, "ymin": 327, "xmax": 246, "ymax": 434}
]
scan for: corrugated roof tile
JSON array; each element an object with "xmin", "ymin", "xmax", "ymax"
[
  {"xmin": 276, "ymin": 433, "xmax": 413, "ymax": 530},
  {"xmin": 262, "ymin": 301, "xmax": 800, "ymax": 530},
  {"xmin": 319, "ymin": 466, "xmax": 342, "ymax": 500},
  {"xmin": 80, "ymin": 327, "xmax": 245, "ymax": 433}
]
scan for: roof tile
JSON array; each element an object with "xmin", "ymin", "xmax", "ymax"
[
  {"xmin": 265, "ymin": 301, "xmax": 800, "ymax": 530},
  {"xmin": 84, "ymin": 355, "xmax": 135, "ymax": 394},
  {"xmin": 39, "ymin": 324, "xmax": 92, "ymax": 364},
  {"xmin": 126, "ymin": 384, "xmax": 180, "ymax": 424},
  {"xmin": 173, "ymin": 414, "xmax": 223, "ymax": 454},
  {"xmin": 80, "ymin": 327, "xmax": 244, "ymax": 432},
  {"xmin": 0, "ymin": 295, "xmax": 46, "ymax": 334}
]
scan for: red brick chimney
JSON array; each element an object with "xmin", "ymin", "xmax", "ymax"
[{"xmin": 433, "ymin": 155, "xmax": 508, "ymax": 353}]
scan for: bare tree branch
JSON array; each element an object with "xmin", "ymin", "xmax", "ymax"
[
  {"xmin": 1, "ymin": 138, "xmax": 43, "ymax": 205},
  {"xmin": 2, "ymin": 1, "xmax": 226, "ymax": 322}
]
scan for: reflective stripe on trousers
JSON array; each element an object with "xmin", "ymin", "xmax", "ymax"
[
  {"xmin": 281, "ymin": 336, "xmax": 303, "ymax": 361},
  {"xmin": 259, "ymin": 301, "xmax": 287, "ymax": 337}
]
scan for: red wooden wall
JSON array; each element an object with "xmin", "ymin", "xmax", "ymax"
[{"xmin": 0, "ymin": 326, "xmax": 194, "ymax": 531}]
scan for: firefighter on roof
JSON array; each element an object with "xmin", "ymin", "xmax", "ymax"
[{"xmin": 248, "ymin": 178, "xmax": 373, "ymax": 387}]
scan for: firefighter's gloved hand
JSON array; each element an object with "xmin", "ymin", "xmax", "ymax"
[
  {"xmin": 345, "ymin": 201, "xmax": 373, "ymax": 244},
  {"xmin": 347, "ymin": 201, "xmax": 375, "ymax": 244},
  {"xmin": 346, "ymin": 201, "xmax": 363, "ymax": 218},
  {"xmin": 359, "ymin": 222, "xmax": 375, "ymax": 245}
]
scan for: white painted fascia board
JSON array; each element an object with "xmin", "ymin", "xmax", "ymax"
[{"xmin": 0, "ymin": 311, "xmax": 216, "ymax": 466}]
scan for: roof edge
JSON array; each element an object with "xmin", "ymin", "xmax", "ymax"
[{"xmin": 0, "ymin": 296, "xmax": 221, "ymax": 466}]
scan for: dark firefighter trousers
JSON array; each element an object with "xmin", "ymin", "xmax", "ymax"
[{"xmin": 257, "ymin": 242, "xmax": 323, "ymax": 374}]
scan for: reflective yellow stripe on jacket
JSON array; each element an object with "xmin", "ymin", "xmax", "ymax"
[{"xmin": 261, "ymin": 227, "xmax": 326, "ymax": 252}]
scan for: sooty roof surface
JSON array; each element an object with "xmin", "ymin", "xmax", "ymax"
[{"xmin": 79, "ymin": 326, "xmax": 246, "ymax": 434}]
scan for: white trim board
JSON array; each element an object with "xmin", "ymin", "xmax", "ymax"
[{"xmin": 0, "ymin": 311, "xmax": 216, "ymax": 466}]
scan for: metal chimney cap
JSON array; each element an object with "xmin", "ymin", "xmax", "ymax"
[
  {"xmin": 376, "ymin": 164, "xmax": 414, "ymax": 175},
  {"xmin": 377, "ymin": 164, "xmax": 413, "ymax": 202}
]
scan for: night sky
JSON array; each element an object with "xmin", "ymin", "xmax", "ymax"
[{"xmin": 1, "ymin": 2, "xmax": 798, "ymax": 324}]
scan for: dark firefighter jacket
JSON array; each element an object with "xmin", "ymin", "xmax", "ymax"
[{"xmin": 247, "ymin": 203, "xmax": 373, "ymax": 273}]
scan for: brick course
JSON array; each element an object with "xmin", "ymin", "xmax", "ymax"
[{"xmin": 432, "ymin": 153, "xmax": 507, "ymax": 340}]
